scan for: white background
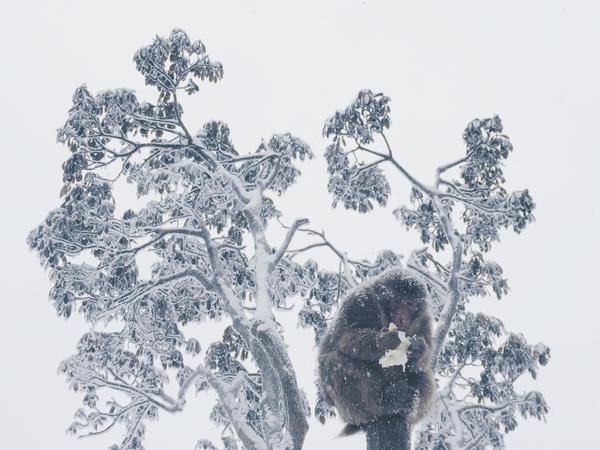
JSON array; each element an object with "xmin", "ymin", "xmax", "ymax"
[{"xmin": 1, "ymin": 1, "xmax": 598, "ymax": 449}]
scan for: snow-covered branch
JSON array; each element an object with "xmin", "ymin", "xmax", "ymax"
[
  {"xmin": 30, "ymin": 29, "xmax": 312, "ymax": 450},
  {"xmin": 177, "ymin": 364, "xmax": 268, "ymax": 450},
  {"xmin": 273, "ymin": 218, "xmax": 310, "ymax": 266},
  {"xmin": 322, "ymin": 90, "xmax": 546, "ymax": 449}
]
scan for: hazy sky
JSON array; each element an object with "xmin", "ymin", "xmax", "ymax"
[{"xmin": 1, "ymin": 1, "xmax": 599, "ymax": 449}]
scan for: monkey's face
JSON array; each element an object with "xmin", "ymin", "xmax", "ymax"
[{"xmin": 389, "ymin": 297, "xmax": 422, "ymax": 331}]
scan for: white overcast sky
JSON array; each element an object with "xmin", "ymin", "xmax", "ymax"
[{"xmin": 1, "ymin": 1, "xmax": 599, "ymax": 449}]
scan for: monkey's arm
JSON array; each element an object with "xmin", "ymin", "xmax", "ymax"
[
  {"xmin": 338, "ymin": 328, "xmax": 400, "ymax": 361},
  {"xmin": 407, "ymin": 316, "xmax": 434, "ymax": 370},
  {"xmin": 405, "ymin": 336, "xmax": 429, "ymax": 370}
]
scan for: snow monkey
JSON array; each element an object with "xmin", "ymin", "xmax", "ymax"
[{"xmin": 317, "ymin": 267, "xmax": 435, "ymax": 449}]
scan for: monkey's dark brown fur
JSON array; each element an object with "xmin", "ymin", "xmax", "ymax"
[{"xmin": 318, "ymin": 268, "xmax": 435, "ymax": 429}]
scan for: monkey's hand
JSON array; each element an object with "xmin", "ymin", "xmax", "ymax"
[
  {"xmin": 375, "ymin": 330, "xmax": 402, "ymax": 353},
  {"xmin": 406, "ymin": 336, "xmax": 428, "ymax": 369}
]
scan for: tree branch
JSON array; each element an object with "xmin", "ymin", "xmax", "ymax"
[
  {"xmin": 98, "ymin": 268, "xmax": 215, "ymax": 318},
  {"xmin": 295, "ymin": 227, "xmax": 359, "ymax": 288},
  {"xmin": 273, "ymin": 218, "xmax": 310, "ymax": 266},
  {"xmin": 430, "ymin": 196, "xmax": 463, "ymax": 371},
  {"xmin": 175, "ymin": 364, "xmax": 268, "ymax": 450}
]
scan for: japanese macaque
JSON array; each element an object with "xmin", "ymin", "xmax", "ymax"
[{"xmin": 317, "ymin": 268, "xmax": 435, "ymax": 440}]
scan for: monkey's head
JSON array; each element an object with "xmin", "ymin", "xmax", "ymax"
[
  {"xmin": 388, "ymin": 295, "xmax": 425, "ymax": 331},
  {"xmin": 377, "ymin": 270, "xmax": 429, "ymax": 332}
]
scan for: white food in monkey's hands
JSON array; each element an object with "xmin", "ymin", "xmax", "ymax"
[{"xmin": 378, "ymin": 323, "xmax": 411, "ymax": 369}]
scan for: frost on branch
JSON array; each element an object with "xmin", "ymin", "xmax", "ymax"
[
  {"xmin": 28, "ymin": 29, "xmax": 314, "ymax": 450},
  {"xmin": 322, "ymin": 90, "xmax": 392, "ymax": 212},
  {"xmin": 134, "ymin": 29, "xmax": 223, "ymax": 93},
  {"xmin": 318, "ymin": 91, "xmax": 550, "ymax": 448},
  {"xmin": 323, "ymin": 89, "xmax": 391, "ymax": 144},
  {"xmin": 204, "ymin": 327, "xmax": 263, "ymax": 445},
  {"xmin": 419, "ymin": 313, "xmax": 550, "ymax": 449}
]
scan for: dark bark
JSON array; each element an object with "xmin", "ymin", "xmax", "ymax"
[{"xmin": 365, "ymin": 415, "xmax": 410, "ymax": 450}]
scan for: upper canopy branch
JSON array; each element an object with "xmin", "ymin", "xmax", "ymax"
[{"xmin": 97, "ymin": 268, "xmax": 215, "ymax": 318}]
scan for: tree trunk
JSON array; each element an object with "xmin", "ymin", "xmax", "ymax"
[
  {"xmin": 365, "ymin": 415, "xmax": 410, "ymax": 450},
  {"xmin": 252, "ymin": 324, "xmax": 309, "ymax": 450}
]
